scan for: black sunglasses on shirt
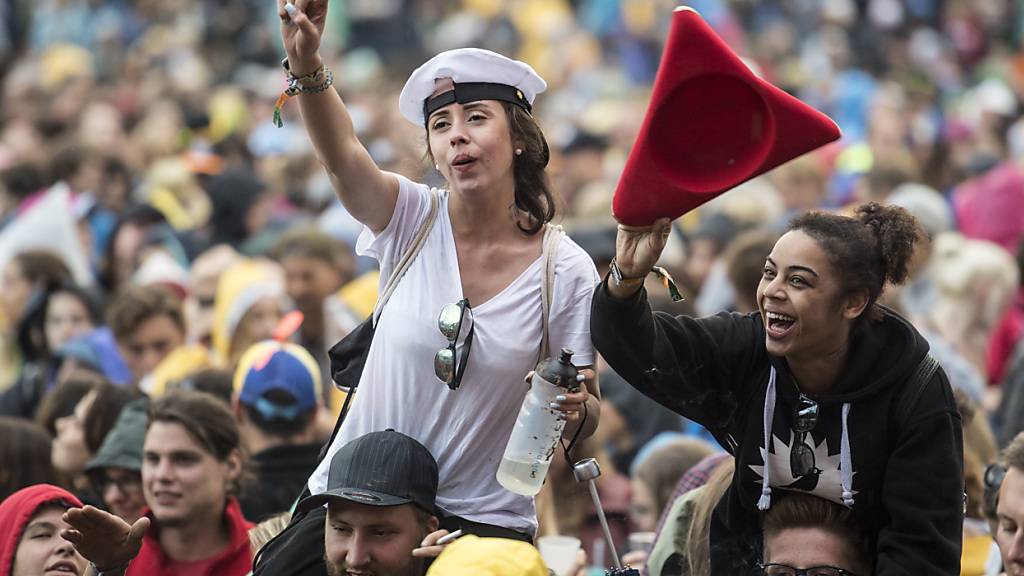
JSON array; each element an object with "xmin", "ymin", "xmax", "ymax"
[{"xmin": 791, "ymin": 393, "xmax": 821, "ymax": 478}]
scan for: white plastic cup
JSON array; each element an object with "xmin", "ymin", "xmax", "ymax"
[
  {"xmin": 537, "ymin": 535, "xmax": 582, "ymax": 576},
  {"xmin": 628, "ymin": 531, "xmax": 657, "ymax": 554}
]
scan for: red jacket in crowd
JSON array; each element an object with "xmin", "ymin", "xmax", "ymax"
[{"xmin": 127, "ymin": 497, "xmax": 253, "ymax": 576}]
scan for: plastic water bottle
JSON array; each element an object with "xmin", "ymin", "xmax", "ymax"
[{"xmin": 496, "ymin": 348, "xmax": 579, "ymax": 495}]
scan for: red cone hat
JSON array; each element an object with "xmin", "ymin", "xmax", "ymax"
[{"xmin": 612, "ymin": 7, "xmax": 841, "ymax": 226}]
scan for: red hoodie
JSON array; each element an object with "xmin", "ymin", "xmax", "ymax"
[
  {"xmin": 126, "ymin": 497, "xmax": 253, "ymax": 576},
  {"xmin": 0, "ymin": 484, "xmax": 84, "ymax": 576}
]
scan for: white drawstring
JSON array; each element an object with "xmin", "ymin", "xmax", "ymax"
[
  {"xmin": 840, "ymin": 402, "xmax": 855, "ymax": 507},
  {"xmin": 757, "ymin": 366, "xmax": 777, "ymax": 511}
]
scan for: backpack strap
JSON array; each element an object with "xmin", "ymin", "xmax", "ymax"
[
  {"xmin": 372, "ymin": 189, "xmax": 440, "ymax": 326},
  {"xmin": 893, "ymin": 354, "xmax": 941, "ymax": 427},
  {"xmin": 539, "ymin": 223, "xmax": 563, "ymax": 361}
]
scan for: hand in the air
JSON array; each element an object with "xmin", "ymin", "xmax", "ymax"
[
  {"xmin": 278, "ymin": 0, "xmax": 329, "ymax": 74},
  {"xmin": 61, "ymin": 505, "xmax": 149, "ymax": 572},
  {"xmin": 614, "ymin": 217, "xmax": 673, "ymax": 278}
]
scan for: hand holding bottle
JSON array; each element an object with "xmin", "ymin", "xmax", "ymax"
[{"xmin": 525, "ymin": 369, "xmax": 592, "ymax": 422}]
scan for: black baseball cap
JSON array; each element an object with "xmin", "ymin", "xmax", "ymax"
[{"xmin": 296, "ymin": 430, "xmax": 438, "ymax": 514}]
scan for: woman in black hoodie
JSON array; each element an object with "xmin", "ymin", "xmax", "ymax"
[{"xmin": 592, "ymin": 202, "xmax": 963, "ymax": 575}]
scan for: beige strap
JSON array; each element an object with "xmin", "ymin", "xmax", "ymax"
[
  {"xmin": 539, "ymin": 223, "xmax": 563, "ymax": 361},
  {"xmin": 372, "ymin": 189, "xmax": 440, "ymax": 326}
]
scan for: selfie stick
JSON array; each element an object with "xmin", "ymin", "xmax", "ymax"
[{"xmin": 573, "ymin": 458, "xmax": 622, "ymax": 569}]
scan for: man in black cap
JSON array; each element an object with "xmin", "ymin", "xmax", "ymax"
[{"xmin": 292, "ymin": 429, "xmax": 441, "ymax": 576}]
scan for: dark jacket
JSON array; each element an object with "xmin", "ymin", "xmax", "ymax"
[
  {"xmin": 997, "ymin": 340, "xmax": 1024, "ymax": 446},
  {"xmin": 239, "ymin": 442, "xmax": 322, "ymax": 522},
  {"xmin": 0, "ymin": 361, "xmax": 47, "ymax": 418},
  {"xmin": 591, "ymin": 281, "xmax": 963, "ymax": 575}
]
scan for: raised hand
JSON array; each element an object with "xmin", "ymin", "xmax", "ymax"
[
  {"xmin": 278, "ymin": 0, "xmax": 329, "ymax": 74},
  {"xmin": 614, "ymin": 217, "xmax": 673, "ymax": 279},
  {"xmin": 61, "ymin": 506, "xmax": 150, "ymax": 573}
]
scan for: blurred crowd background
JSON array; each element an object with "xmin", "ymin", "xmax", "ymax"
[{"xmin": 1, "ymin": 0, "xmax": 1023, "ymax": 574}]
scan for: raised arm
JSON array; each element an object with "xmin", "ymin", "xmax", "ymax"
[
  {"xmin": 591, "ymin": 219, "xmax": 765, "ymax": 431},
  {"xmin": 278, "ymin": 0, "xmax": 398, "ymax": 233}
]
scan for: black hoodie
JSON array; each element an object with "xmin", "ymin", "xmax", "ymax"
[{"xmin": 591, "ymin": 281, "xmax": 963, "ymax": 575}]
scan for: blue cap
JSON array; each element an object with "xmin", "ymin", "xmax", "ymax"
[
  {"xmin": 235, "ymin": 341, "xmax": 321, "ymax": 420},
  {"xmin": 57, "ymin": 327, "xmax": 133, "ymax": 386}
]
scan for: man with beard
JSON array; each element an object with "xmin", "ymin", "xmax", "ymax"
[{"xmin": 294, "ymin": 429, "xmax": 441, "ymax": 576}]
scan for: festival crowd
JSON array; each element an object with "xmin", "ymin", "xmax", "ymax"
[{"xmin": 1, "ymin": 0, "xmax": 1023, "ymax": 575}]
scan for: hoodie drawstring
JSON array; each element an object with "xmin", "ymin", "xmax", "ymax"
[
  {"xmin": 758, "ymin": 367, "xmax": 856, "ymax": 511},
  {"xmin": 758, "ymin": 366, "xmax": 776, "ymax": 511},
  {"xmin": 840, "ymin": 402, "xmax": 855, "ymax": 507}
]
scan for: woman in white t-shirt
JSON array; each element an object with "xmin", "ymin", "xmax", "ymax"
[{"xmin": 277, "ymin": 0, "xmax": 601, "ymax": 538}]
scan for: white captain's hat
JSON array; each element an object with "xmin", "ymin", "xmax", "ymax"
[{"xmin": 398, "ymin": 48, "xmax": 547, "ymax": 126}]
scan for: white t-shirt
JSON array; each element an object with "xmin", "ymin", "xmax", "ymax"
[{"xmin": 308, "ymin": 174, "xmax": 599, "ymax": 533}]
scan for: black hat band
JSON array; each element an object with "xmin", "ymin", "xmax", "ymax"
[{"xmin": 423, "ymin": 82, "xmax": 532, "ymax": 125}]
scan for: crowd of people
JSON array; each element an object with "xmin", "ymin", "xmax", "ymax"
[{"xmin": 1, "ymin": 0, "xmax": 1024, "ymax": 574}]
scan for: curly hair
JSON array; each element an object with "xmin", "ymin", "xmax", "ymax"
[{"xmin": 789, "ymin": 202, "xmax": 924, "ymax": 323}]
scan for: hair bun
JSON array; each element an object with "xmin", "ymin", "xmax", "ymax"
[{"xmin": 854, "ymin": 202, "xmax": 924, "ymax": 286}]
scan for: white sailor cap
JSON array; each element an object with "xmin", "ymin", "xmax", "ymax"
[{"xmin": 398, "ymin": 48, "xmax": 547, "ymax": 126}]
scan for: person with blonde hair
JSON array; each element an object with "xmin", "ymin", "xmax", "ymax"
[
  {"xmin": 646, "ymin": 456, "xmax": 734, "ymax": 576},
  {"xmin": 210, "ymin": 258, "xmax": 288, "ymax": 368},
  {"xmin": 914, "ymin": 233, "xmax": 1019, "ymax": 412}
]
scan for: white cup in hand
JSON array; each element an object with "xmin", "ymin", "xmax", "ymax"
[{"xmin": 537, "ymin": 535, "xmax": 582, "ymax": 576}]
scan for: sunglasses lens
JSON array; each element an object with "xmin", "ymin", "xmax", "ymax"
[
  {"xmin": 791, "ymin": 443, "xmax": 814, "ymax": 477},
  {"xmin": 434, "ymin": 348, "xmax": 455, "ymax": 383},
  {"xmin": 763, "ymin": 566, "xmax": 797, "ymax": 576},
  {"xmin": 808, "ymin": 569, "xmax": 843, "ymax": 576},
  {"xmin": 985, "ymin": 464, "xmax": 1006, "ymax": 489},
  {"xmin": 795, "ymin": 398, "xmax": 819, "ymax": 432},
  {"xmin": 437, "ymin": 303, "xmax": 463, "ymax": 340}
]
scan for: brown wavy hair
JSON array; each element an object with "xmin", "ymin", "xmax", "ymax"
[{"xmin": 504, "ymin": 103, "xmax": 556, "ymax": 234}]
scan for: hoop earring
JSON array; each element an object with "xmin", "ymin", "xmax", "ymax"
[
  {"xmin": 435, "ymin": 164, "xmax": 440, "ymax": 170},
  {"xmin": 514, "ymin": 148, "xmax": 523, "ymax": 156}
]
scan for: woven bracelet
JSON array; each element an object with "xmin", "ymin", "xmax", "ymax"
[{"xmin": 273, "ymin": 65, "xmax": 334, "ymax": 127}]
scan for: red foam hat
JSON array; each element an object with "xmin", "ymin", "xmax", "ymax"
[{"xmin": 612, "ymin": 7, "xmax": 841, "ymax": 226}]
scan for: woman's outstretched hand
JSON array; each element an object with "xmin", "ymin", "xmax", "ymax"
[
  {"xmin": 278, "ymin": 0, "xmax": 328, "ymax": 74},
  {"xmin": 614, "ymin": 217, "xmax": 672, "ymax": 278},
  {"xmin": 61, "ymin": 505, "xmax": 149, "ymax": 573}
]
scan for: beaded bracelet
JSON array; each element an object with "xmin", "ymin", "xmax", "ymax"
[{"xmin": 273, "ymin": 60, "xmax": 335, "ymax": 127}]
